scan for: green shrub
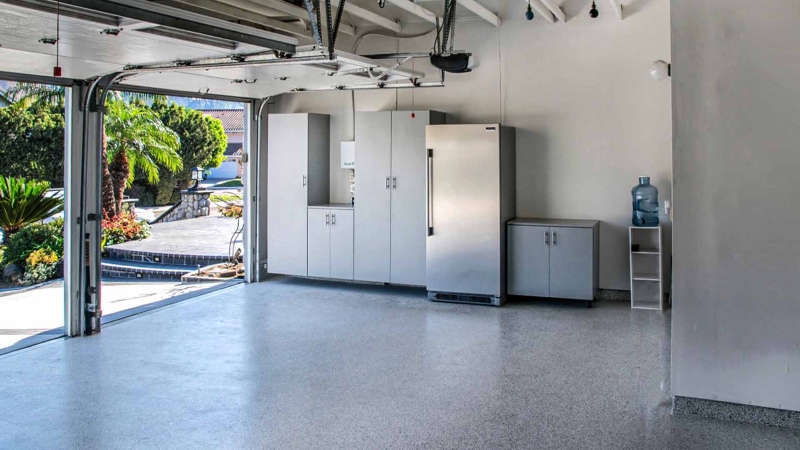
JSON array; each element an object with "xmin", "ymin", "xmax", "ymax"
[
  {"xmin": 22, "ymin": 259, "xmax": 58, "ymax": 285},
  {"xmin": 0, "ymin": 175, "xmax": 64, "ymax": 243},
  {"xmin": 3, "ymin": 219, "xmax": 63, "ymax": 267}
]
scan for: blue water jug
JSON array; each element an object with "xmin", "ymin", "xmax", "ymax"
[{"xmin": 632, "ymin": 176, "xmax": 659, "ymax": 226}]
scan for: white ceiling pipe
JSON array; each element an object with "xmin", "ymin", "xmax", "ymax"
[
  {"xmin": 526, "ymin": 0, "xmax": 556, "ymax": 23},
  {"xmin": 170, "ymin": 0, "xmax": 311, "ymax": 38},
  {"xmin": 457, "ymin": 0, "xmax": 500, "ymax": 26},
  {"xmin": 607, "ymin": 0, "xmax": 623, "ymax": 20},
  {"xmin": 384, "ymin": 0, "xmax": 439, "ymax": 25},
  {"xmin": 538, "ymin": 0, "xmax": 565, "ymax": 22}
]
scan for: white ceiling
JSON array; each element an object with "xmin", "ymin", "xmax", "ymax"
[{"xmin": 0, "ymin": 0, "xmax": 455, "ymax": 99}]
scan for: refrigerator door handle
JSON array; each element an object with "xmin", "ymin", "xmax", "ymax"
[{"xmin": 427, "ymin": 148, "xmax": 433, "ymax": 236}]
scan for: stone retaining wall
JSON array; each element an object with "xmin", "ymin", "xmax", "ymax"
[{"xmin": 156, "ymin": 190, "xmax": 212, "ymax": 223}]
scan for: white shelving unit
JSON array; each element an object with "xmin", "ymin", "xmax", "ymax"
[{"xmin": 629, "ymin": 226, "xmax": 665, "ymax": 310}]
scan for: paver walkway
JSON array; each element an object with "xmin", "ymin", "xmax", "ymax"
[{"xmin": 109, "ymin": 216, "xmax": 243, "ymax": 256}]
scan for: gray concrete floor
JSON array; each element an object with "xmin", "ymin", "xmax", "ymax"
[{"xmin": 0, "ymin": 278, "xmax": 798, "ymax": 449}]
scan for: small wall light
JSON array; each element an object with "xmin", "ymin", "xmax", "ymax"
[
  {"xmin": 191, "ymin": 166, "xmax": 204, "ymax": 190},
  {"xmin": 649, "ymin": 60, "xmax": 671, "ymax": 81}
]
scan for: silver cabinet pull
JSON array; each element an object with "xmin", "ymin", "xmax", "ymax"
[
  {"xmin": 552, "ymin": 231, "xmax": 557, "ymax": 246},
  {"xmin": 427, "ymin": 149, "xmax": 434, "ymax": 236},
  {"xmin": 385, "ymin": 176, "xmax": 390, "ymax": 189},
  {"xmin": 544, "ymin": 231, "xmax": 549, "ymax": 246},
  {"xmin": 303, "ymin": 175, "xmax": 307, "ymax": 187},
  {"xmin": 331, "ymin": 213, "xmax": 336, "ymax": 226},
  {"xmin": 325, "ymin": 213, "xmax": 329, "ymax": 226},
  {"xmin": 392, "ymin": 177, "xmax": 397, "ymax": 189}
]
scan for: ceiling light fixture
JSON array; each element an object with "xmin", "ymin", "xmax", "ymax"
[
  {"xmin": 525, "ymin": 0, "xmax": 534, "ymax": 20},
  {"xmin": 589, "ymin": 1, "xmax": 599, "ymax": 18}
]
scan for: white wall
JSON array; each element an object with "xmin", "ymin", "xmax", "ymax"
[
  {"xmin": 671, "ymin": 0, "xmax": 800, "ymax": 411},
  {"xmin": 275, "ymin": 0, "xmax": 672, "ymax": 290}
]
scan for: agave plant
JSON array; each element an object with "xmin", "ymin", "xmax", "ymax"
[{"xmin": 0, "ymin": 175, "xmax": 64, "ymax": 244}]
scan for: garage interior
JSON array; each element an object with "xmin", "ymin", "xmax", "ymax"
[{"xmin": 1, "ymin": 0, "xmax": 800, "ymax": 448}]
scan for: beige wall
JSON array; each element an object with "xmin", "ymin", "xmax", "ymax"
[{"xmin": 275, "ymin": 0, "xmax": 672, "ymax": 290}]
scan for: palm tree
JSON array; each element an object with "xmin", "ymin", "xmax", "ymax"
[
  {"xmin": 104, "ymin": 95, "xmax": 182, "ymax": 215},
  {"xmin": 2, "ymin": 83, "xmax": 65, "ymax": 109},
  {"xmin": 0, "ymin": 176, "xmax": 64, "ymax": 244}
]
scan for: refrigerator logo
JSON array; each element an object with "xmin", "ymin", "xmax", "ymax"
[{"xmin": 485, "ymin": 127, "xmax": 497, "ymax": 132}]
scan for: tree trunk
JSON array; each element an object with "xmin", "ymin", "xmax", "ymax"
[
  {"xmin": 109, "ymin": 149, "xmax": 130, "ymax": 216},
  {"xmin": 101, "ymin": 134, "xmax": 117, "ymax": 217}
]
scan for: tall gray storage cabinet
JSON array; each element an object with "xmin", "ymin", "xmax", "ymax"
[
  {"xmin": 267, "ymin": 113, "xmax": 330, "ymax": 276},
  {"xmin": 507, "ymin": 219, "xmax": 599, "ymax": 303},
  {"xmin": 354, "ymin": 111, "xmax": 446, "ymax": 285}
]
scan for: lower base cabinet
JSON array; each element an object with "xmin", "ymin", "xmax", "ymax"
[
  {"xmin": 308, "ymin": 206, "xmax": 354, "ymax": 280},
  {"xmin": 507, "ymin": 219, "xmax": 599, "ymax": 301}
]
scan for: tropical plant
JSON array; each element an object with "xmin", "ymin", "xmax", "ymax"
[
  {"xmin": 102, "ymin": 211, "xmax": 150, "ymax": 247},
  {"xmin": 133, "ymin": 100, "xmax": 226, "ymax": 204},
  {"xmin": 2, "ymin": 83, "xmax": 65, "ymax": 109},
  {"xmin": 0, "ymin": 176, "xmax": 64, "ymax": 244},
  {"xmin": 104, "ymin": 95, "xmax": 182, "ymax": 215},
  {"xmin": 2, "ymin": 219, "xmax": 63, "ymax": 267}
]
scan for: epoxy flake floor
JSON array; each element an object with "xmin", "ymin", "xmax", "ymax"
[{"xmin": 1, "ymin": 277, "xmax": 798, "ymax": 449}]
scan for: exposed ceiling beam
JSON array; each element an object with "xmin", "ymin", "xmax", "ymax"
[
  {"xmin": 384, "ymin": 0, "xmax": 438, "ymax": 25},
  {"xmin": 457, "ymin": 0, "xmax": 499, "ymax": 27},
  {"xmin": 229, "ymin": 0, "xmax": 356, "ymax": 35},
  {"xmin": 117, "ymin": 18, "xmax": 158, "ymax": 30},
  {"xmin": 607, "ymin": 0, "xmax": 623, "ymax": 20},
  {"xmin": 527, "ymin": 0, "xmax": 555, "ymax": 23},
  {"xmin": 58, "ymin": 0, "xmax": 298, "ymax": 52},
  {"xmin": 167, "ymin": 0, "xmax": 311, "ymax": 38},
  {"xmin": 343, "ymin": 3, "xmax": 401, "ymax": 33},
  {"xmin": 539, "ymin": 0, "xmax": 565, "ymax": 22}
]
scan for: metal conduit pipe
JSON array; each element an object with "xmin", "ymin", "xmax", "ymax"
[{"xmin": 123, "ymin": 55, "xmax": 334, "ymax": 74}]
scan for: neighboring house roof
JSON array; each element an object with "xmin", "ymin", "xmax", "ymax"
[
  {"xmin": 200, "ymin": 109, "xmax": 244, "ymax": 132},
  {"xmin": 225, "ymin": 143, "xmax": 243, "ymax": 156}
]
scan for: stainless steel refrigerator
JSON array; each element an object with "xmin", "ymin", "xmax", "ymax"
[{"xmin": 425, "ymin": 124, "xmax": 516, "ymax": 306}]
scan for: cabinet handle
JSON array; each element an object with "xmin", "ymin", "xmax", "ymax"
[
  {"xmin": 325, "ymin": 213, "xmax": 329, "ymax": 226},
  {"xmin": 303, "ymin": 175, "xmax": 307, "ymax": 187},
  {"xmin": 385, "ymin": 176, "xmax": 390, "ymax": 189},
  {"xmin": 544, "ymin": 231, "xmax": 549, "ymax": 246},
  {"xmin": 552, "ymin": 232, "xmax": 557, "ymax": 246},
  {"xmin": 426, "ymin": 149, "xmax": 434, "ymax": 236},
  {"xmin": 392, "ymin": 177, "xmax": 397, "ymax": 189},
  {"xmin": 331, "ymin": 213, "xmax": 336, "ymax": 226}
]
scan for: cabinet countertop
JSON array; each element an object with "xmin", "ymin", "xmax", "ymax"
[
  {"xmin": 508, "ymin": 218, "xmax": 599, "ymax": 228},
  {"xmin": 308, "ymin": 203, "xmax": 354, "ymax": 210}
]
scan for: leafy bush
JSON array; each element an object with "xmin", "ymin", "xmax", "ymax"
[
  {"xmin": 0, "ymin": 175, "xmax": 64, "ymax": 243},
  {"xmin": 3, "ymin": 219, "xmax": 63, "ymax": 267},
  {"xmin": 21, "ymin": 247, "xmax": 59, "ymax": 285},
  {"xmin": 0, "ymin": 103, "xmax": 65, "ymax": 188},
  {"xmin": 26, "ymin": 248, "xmax": 58, "ymax": 267},
  {"xmin": 102, "ymin": 211, "xmax": 151, "ymax": 247}
]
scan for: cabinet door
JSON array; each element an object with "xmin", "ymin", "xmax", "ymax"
[
  {"xmin": 354, "ymin": 111, "xmax": 392, "ymax": 282},
  {"xmin": 330, "ymin": 210, "xmax": 354, "ymax": 280},
  {"xmin": 507, "ymin": 225, "xmax": 550, "ymax": 297},
  {"xmin": 389, "ymin": 111, "xmax": 429, "ymax": 286},
  {"xmin": 307, "ymin": 209, "xmax": 331, "ymax": 278},
  {"xmin": 549, "ymin": 227, "xmax": 594, "ymax": 300},
  {"xmin": 267, "ymin": 114, "xmax": 308, "ymax": 276}
]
